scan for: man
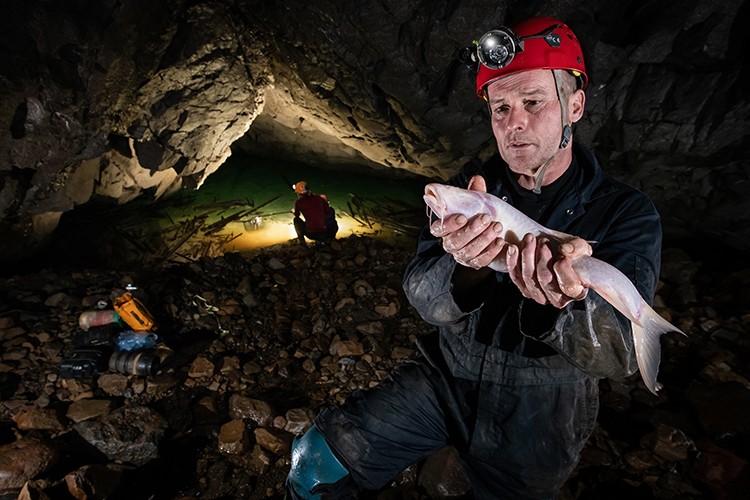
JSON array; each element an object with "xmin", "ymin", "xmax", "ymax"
[
  {"xmin": 292, "ymin": 181, "xmax": 337, "ymax": 245},
  {"xmin": 287, "ymin": 16, "xmax": 662, "ymax": 499}
]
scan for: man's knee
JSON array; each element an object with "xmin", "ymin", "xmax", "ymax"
[{"xmin": 286, "ymin": 424, "xmax": 353, "ymax": 499}]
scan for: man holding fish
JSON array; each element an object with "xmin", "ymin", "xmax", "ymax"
[{"xmin": 287, "ymin": 16, "xmax": 672, "ymax": 499}]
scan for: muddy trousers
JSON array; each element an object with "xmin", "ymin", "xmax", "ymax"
[
  {"xmin": 293, "ymin": 217, "xmax": 335, "ymax": 245},
  {"xmin": 290, "ymin": 333, "xmax": 599, "ymax": 499}
]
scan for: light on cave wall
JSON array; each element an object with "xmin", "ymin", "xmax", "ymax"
[{"xmin": 219, "ymin": 213, "xmax": 385, "ymax": 252}]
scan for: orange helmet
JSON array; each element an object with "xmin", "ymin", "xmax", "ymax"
[
  {"xmin": 464, "ymin": 16, "xmax": 588, "ymax": 99},
  {"xmin": 293, "ymin": 181, "xmax": 308, "ymax": 194}
]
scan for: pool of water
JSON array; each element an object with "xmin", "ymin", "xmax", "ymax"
[{"xmin": 195, "ymin": 152, "xmax": 431, "ymax": 252}]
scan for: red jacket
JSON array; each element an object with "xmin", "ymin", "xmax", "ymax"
[{"xmin": 294, "ymin": 193, "xmax": 329, "ymax": 233}]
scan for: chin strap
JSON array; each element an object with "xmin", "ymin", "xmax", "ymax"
[
  {"xmin": 532, "ymin": 154, "xmax": 554, "ymax": 194},
  {"xmin": 554, "ymin": 69, "xmax": 573, "ymax": 149},
  {"xmin": 532, "ymin": 70, "xmax": 572, "ymax": 194}
]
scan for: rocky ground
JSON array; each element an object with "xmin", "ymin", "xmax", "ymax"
[{"xmin": 0, "ymin": 234, "xmax": 749, "ymax": 499}]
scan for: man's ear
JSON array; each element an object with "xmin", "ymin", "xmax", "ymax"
[{"xmin": 569, "ymin": 89, "xmax": 585, "ymax": 124}]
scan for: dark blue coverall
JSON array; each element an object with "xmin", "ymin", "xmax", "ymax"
[{"xmin": 309, "ymin": 143, "xmax": 663, "ymax": 498}]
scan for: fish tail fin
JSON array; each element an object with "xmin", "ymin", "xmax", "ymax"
[{"xmin": 633, "ymin": 306, "xmax": 687, "ymax": 395}]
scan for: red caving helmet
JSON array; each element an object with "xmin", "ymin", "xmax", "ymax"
[{"xmin": 473, "ymin": 16, "xmax": 588, "ymax": 99}]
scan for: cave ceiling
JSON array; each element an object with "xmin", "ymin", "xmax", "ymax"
[{"xmin": 0, "ymin": 0, "xmax": 749, "ymax": 261}]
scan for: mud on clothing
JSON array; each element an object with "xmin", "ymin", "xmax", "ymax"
[{"xmin": 314, "ymin": 143, "xmax": 663, "ymax": 498}]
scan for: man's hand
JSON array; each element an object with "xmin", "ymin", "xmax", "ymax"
[
  {"xmin": 505, "ymin": 235, "xmax": 591, "ymax": 308},
  {"xmin": 430, "ymin": 176, "xmax": 507, "ymax": 270}
]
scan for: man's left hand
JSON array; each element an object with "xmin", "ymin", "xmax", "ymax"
[{"xmin": 505, "ymin": 235, "xmax": 591, "ymax": 308}]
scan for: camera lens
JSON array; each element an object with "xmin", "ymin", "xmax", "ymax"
[{"xmin": 108, "ymin": 351, "xmax": 160, "ymax": 376}]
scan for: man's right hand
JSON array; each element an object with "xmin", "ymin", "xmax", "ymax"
[
  {"xmin": 430, "ymin": 213, "xmax": 506, "ymax": 270},
  {"xmin": 429, "ymin": 175, "xmax": 507, "ymax": 271}
]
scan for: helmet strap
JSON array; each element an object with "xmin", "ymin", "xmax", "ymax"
[
  {"xmin": 531, "ymin": 154, "xmax": 555, "ymax": 194},
  {"xmin": 553, "ymin": 69, "xmax": 572, "ymax": 149},
  {"xmin": 532, "ymin": 70, "xmax": 571, "ymax": 194}
]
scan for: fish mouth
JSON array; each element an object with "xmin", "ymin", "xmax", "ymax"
[{"xmin": 423, "ymin": 184, "xmax": 445, "ymax": 219}]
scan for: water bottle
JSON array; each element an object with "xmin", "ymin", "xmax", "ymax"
[{"xmin": 78, "ymin": 310, "xmax": 117, "ymax": 331}]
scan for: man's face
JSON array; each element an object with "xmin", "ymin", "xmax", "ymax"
[{"xmin": 486, "ymin": 69, "xmax": 566, "ymax": 178}]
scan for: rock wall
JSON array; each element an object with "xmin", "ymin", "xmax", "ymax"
[
  {"xmin": 1, "ymin": 0, "xmax": 749, "ymax": 261},
  {"xmin": 0, "ymin": 0, "xmax": 271, "ymax": 260}
]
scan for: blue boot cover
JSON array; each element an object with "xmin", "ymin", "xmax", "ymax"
[{"xmin": 287, "ymin": 424, "xmax": 349, "ymax": 499}]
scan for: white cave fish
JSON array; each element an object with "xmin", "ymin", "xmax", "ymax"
[{"xmin": 423, "ymin": 182, "xmax": 686, "ymax": 395}]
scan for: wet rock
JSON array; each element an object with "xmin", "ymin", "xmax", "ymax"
[
  {"xmin": 96, "ymin": 373, "xmax": 129, "ymax": 397},
  {"xmin": 64, "ymin": 464, "xmax": 123, "ymax": 500},
  {"xmin": 334, "ymin": 297, "xmax": 355, "ymax": 311},
  {"xmin": 691, "ymin": 442, "xmax": 750, "ymax": 498},
  {"xmin": 246, "ymin": 444, "xmax": 272, "ymax": 476},
  {"xmin": 645, "ymin": 424, "xmax": 695, "ymax": 462},
  {"xmin": 312, "ymin": 315, "xmax": 328, "ymax": 334},
  {"xmin": 242, "ymin": 360, "xmax": 262, "ymax": 375},
  {"xmin": 73, "ymin": 405, "xmax": 167, "ymax": 466},
  {"xmin": 267, "ymin": 257, "xmax": 285, "ymax": 270},
  {"xmin": 13, "ymin": 406, "xmax": 65, "ymax": 432},
  {"xmin": 188, "ymin": 356, "xmax": 215, "ymax": 378},
  {"xmin": 144, "ymin": 372, "xmax": 179, "ymax": 398},
  {"xmin": 353, "ymin": 279, "xmax": 374, "ymax": 296},
  {"xmin": 375, "ymin": 302, "xmax": 399, "ymax": 318},
  {"xmin": 228, "ymin": 394, "xmax": 275, "ymax": 426},
  {"xmin": 301, "ymin": 358, "xmax": 317, "ymax": 373},
  {"xmin": 699, "ymin": 361, "xmax": 750, "ymax": 388},
  {"xmin": 218, "ymin": 419, "xmax": 249, "ymax": 455},
  {"xmin": 220, "ymin": 356, "xmax": 241, "ymax": 373},
  {"xmin": 290, "ymin": 320, "xmax": 307, "ymax": 339},
  {"xmin": 329, "ymin": 337, "xmax": 365, "ymax": 357},
  {"xmin": 254, "ymin": 427, "xmax": 293, "ymax": 456},
  {"xmin": 355, "ymin": 321, "xmax": 383, "ymax": 335},
  {"xmin": 624, "ymin": 449, "xmax": 660, "ymax": 470},
  {"xmin": 44, "ymin": 292, "xmax": 78, "ymax": 309},
  {"xmin": 284, "ymin": 408, "xmax": 313, "ymax": 436},
  {"xmin": 59, "ymin": 379, "xmax": 95, "ymax": 402},
  {"xmin": 65, "ymin": 399, "xmax": 114, "ymax": 423},
  {"xmin": 391, "ymin": 346, "xmax": 415, "ymax": 360},
  {"xmin": 272, "ymin": 415, "xmax": 287, "ymax": 429},
  {"xmin": 0, "ymin": 436, "xmax": 57, "ymax": 490}
]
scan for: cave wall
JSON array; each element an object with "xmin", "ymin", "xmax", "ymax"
[
  {"xmin": 1, "ymin": 0, "xmax": 749, "ymax": 261},
  {"xmin": 0, "ymin": 0, "xmax": 272, "ymax": 260}
]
